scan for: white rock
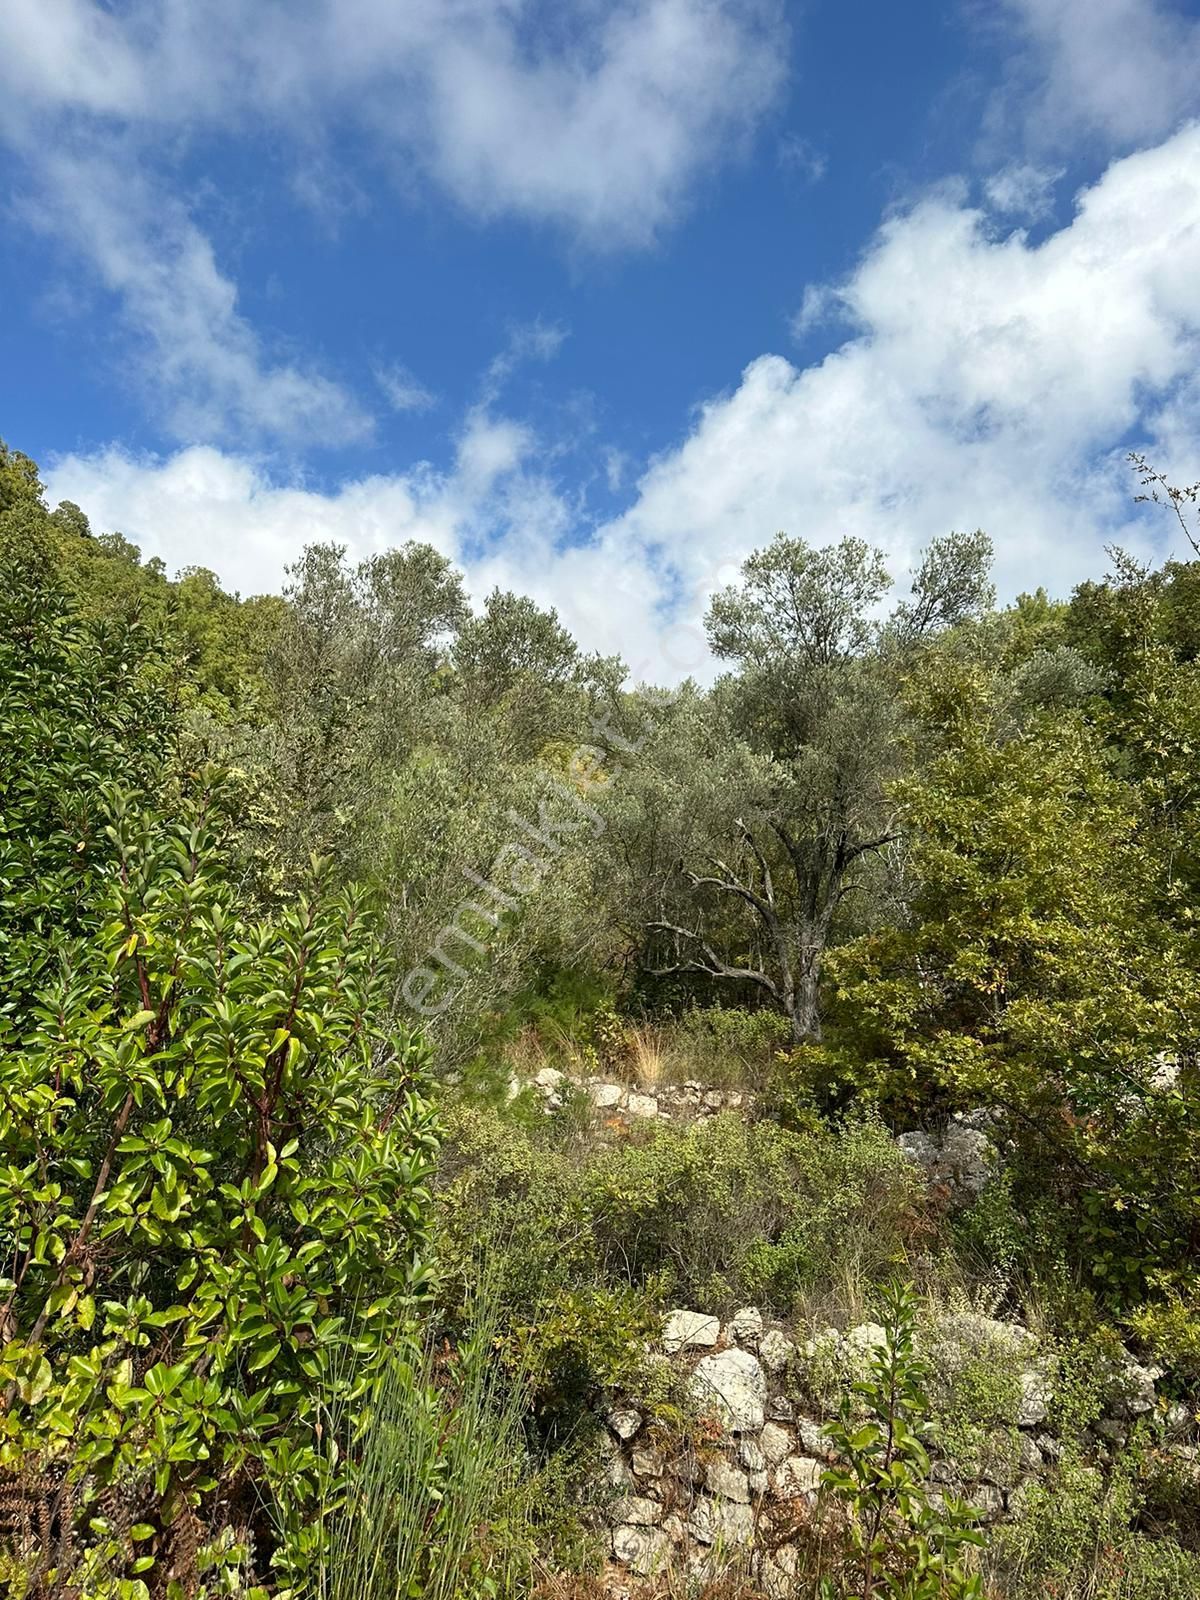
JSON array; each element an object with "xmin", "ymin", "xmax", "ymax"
[
  {"xmin": 760, "ymin": 1545, "xmax": 800, "ymax": 1600},
  {"xmin": 1018, "ymin": 1369, "xmax": 1051, "ymax": 1428},
  {"xmin": 796, "ymin": 1418, "xmax": 832, "ymax": 1459},
  {"xmin": 533, "ymin": 1066, "xmax": 565, "ymax": 1091},
  {"xmin": 661, "ymin": 1513, "xmax": 688, "ymax": 1546},
  {"xmin": 970, "ymin": 1485, "xmax": 1005, "ymax": 1521},
  {"xmin": 774, "ymin": 1455, "xmax": 823, "ymax": 1499},
  {"xmin": 667, "ymin": 1448, "xmax": 704, "ymax": 1483},
  {"xmin": 687, "ymin": 1495, "xmax": 755, "ymax": 1546},
  {"xmin": 1111, "ymin": 1356, "xmax": 1163, "ymax": 1419},
  {"xmin": 627, "ymin": 1092, "xmax": 658, "ymax": 1118},
  {"xmin": 707, "ymin": 1459, "xmax": 752, "ymax": 1503},
  {"xmin": 731, "ymin": 1306, "xmax": 764, "ymax": 1348},
  {"xmin": 610, "ymin": 1494, "xmax": 663, "ymax": 1527},
  {"xmin": 1166, "ymin": 1402, "xmax": 1191, "ymax": 1438},
  {"xmin": 691, "ymin": 1347, "xmax": 767, "ymax": 1433},
  {"xmin": 606, "ymin": 1452, "xmax": 634, "ymax": 1488},
  {"xmin": 590, "ymin": 1081, "xmax": 624, "ymax": 1110},
  {"xmin": 608, "ymin": 1403, "xmax": 643, "ymax": 1441},
  {"xmin": 759, "ymin": 1330, "xmax": 796, "ymax": 1375},
  {"xmin": 662, "ymin": 1308, "xmax": 721, "ymax": 1354},
  {"xmin": 843, "ymin": 1322, "xmax": 888, "ymax": 1363},
  {"xmin": 739, "ymin": 1437, "xmax": 767, "ymax": 1472},
  {"xmin": 612, "ymin": 1524, "xmax": 669, "ymax": 1575},
  {"xmin": 759, "ymin": 1422, "xmax": 793, "ymax": 1466},
  {"xmin": 898, "ymin": 1120, "xmax": 998, "ymax": 1206},
  {"xmin": 631, "ymin": 1444, "xmax": 664, "ymax": 1477}
]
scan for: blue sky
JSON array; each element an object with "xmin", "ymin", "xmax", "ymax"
[{"xmin": 2, "ymin": 0, "xmax": 1200, "ymax": 679}]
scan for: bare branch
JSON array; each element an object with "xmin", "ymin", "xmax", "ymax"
[{"xmin": 643, "ymin": 918, "xmax": 781, "ymax": 1000}]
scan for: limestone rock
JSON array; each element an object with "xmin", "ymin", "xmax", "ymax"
[
  {"xmin": 731, "ymin": 1305, "xmax": 764, "ymax": 1348},
  {"xmin": 897, "ymin": 1116, "xmax": 998, "ymax": 1206},
  {"xmin": 970, "ymin": 1484, "xmax": 1005, "ymax": 1521},
  {"xmin": 687, "ymin": 1494, "xmax": 755, "ymax": 1546},
  {"xmin": 691, "ymin": 1347, "xmax": 767, "ymax": 1433},
  {"xmin": 773, "ymin": 1455, "xmax": 823, "ymax": 1499},
  {"xmin": 662, "ymin": 1308, "xmax": 721, "ymax": 1354},
  {"xmin": 759, "ymin": 1329, "xmax": 796, "ymax": 1375},
  {"xmin": 760, "ymin": 1544, "xmax": 800, "ymax": 1600},
  {"xmin": 627, "ymin": 1091, "xmax": 658, "ymax": 1118},
  {"xmin": 1110, "ymin": 1356, "xmax": 1163, "ymax": 1419},
  {"xmin": 612, "ymin": 1523, "xmax": 669, "ymax": 1575},
  {"xmin": 759, "ymin": 1423, "xmax": 793, "ymax": 1467},
  {"xmin": 1018, "ymin": 1368, "xmax": 1051, "ymax": 1428},
  {"xmin": 1019, "ymin": 1433, "xmax": 1044, "ymax": 1473},
  {"xmin": 631, "ymin": 1444, "xmax": 665, "ymax": 1477},
  {"xmin": 590, "ymin": 1082, "xmax": 624, "ymax": 1110},
  {"xmin": 796, "ymin": 1418, "xmax": 833, "ymax": 1459},
  {"xmin": 611, "ymin": 1494, "xmax": 663, "ymax": 1526},
  {"xmin": 706, "ymin": 1459, "xmax": 752, "ymax": 1503},
  {"xmin": 843, "ymin": 1322, "xmax": 888, "ymax": 1364},
  {"xmin": 608, "ymin": 1403, "xmax": 643, "ymax": 1441}
]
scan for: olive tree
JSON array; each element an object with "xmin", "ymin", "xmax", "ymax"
[{"xmin": 638, "ymin": 531, "xmax": 993, "ymax": 1041}]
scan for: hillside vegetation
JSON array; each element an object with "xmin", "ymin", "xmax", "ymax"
[{"xmin": 2, "ymin": 436, "xmax": 1200, "ymax": 1599}]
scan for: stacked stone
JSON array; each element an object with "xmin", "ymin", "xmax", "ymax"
[
  {"xmin": 600, "ymin": 1304, "xmax": 1175, "ymax": 1590},
  {"xmin": 601, "ymin": 1307, "xmax": 826, "ymax": 1594},
  {"xmin": 519, "ymin": 1068, "xmax": 754, "ymax": 1122}
]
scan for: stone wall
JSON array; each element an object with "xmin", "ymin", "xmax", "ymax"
[
  {"xmin": 595, "ymin": 1303, "xmax": 1183, "ymax": 1591},
  {"xmin": 518, "ymin": 1067, "xmax": 755, "ymax": 1123}
]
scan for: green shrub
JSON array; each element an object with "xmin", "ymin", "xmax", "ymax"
[
  {"xmin": 0, "ymin": 540, "xmax": 439, "ymax": 1596},
  {"xmin": 819, "ymin": 1281, "xmax": 984, "ymax": 1599},
  {"xmin": 985, "ymin": 1452, "xmax": 1200, "ymax": 1599},
  {"xmin": 1128, "ymin": 1292, "xmax": 1200, "ymax": 1389},
  {"xmin": 669, "ymin": 1005, "xmax": 794, "ymax": 1087},
  {"xmin": 437, "ymin": 1105, "xmax": 928, "ymax": 1319}
]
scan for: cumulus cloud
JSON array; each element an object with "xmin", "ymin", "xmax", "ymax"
[
  {"xmin": 0, "ymin": 1, "xmax": 788, "ymax": 244},
  {"xmin": 993, "ymin": 0, "xmax": 1200, "ymax": 150},
  {"xmin": 18, "ymin": 147, "xmax": 372, "ymax": 448},
  {"xmin": 983, "ymin": 161, "xmax": 1063, "ymax": 220},
  {"xmin": 44, "ymin": 125, "xmax": 1200, "ymax": 682},
  {"xmin": 0, "ymin": 2, "xmax": 787, "ymax": 447}
]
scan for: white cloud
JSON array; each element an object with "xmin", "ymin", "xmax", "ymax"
[
  {"xmin": 44, "ymin": 126, "xmax": 1200, "ymax": 683},
  {"xmin": 0, "ymin": 1, "xmax": 787, "ymax": 243},
  {"xmin": 374, "ymin": 363, "xmax": 437, "ymax": 414},
  {"xmin": 778, "ymin": 134, "xmax": 828, "ymax": 186},
  {"xmin": 0, "ymin": 1, "xmax": 786, "ymax": 447},
  {"xmin": 983, "ymin": 161, "xmax": 1063, "ymax": 220},
  {"xmin": 20, "ymin": 147, "xmax": 372, "ymax": 448},
  {"xmin": 994, "ymin": 0, "xmax": 1200, "ymax": 149}
]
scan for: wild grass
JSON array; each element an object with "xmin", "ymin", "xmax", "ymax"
[{"xmin": 314, "ymin": 1286, "xmax": 538, "ymax": 1600}]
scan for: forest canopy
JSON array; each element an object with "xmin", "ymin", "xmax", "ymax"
[{"xmin": 3, "ymin": 434, "xmax": 1200, "ymax": 1598}]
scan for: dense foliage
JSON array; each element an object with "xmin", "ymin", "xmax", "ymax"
[
  {"xmin": 3, "ymin": 433, "xmax": 1200, "ymax": 1598},
  {"xmin": 0, "ymin": 470, "xmax": 438, "ymax": 1596}
]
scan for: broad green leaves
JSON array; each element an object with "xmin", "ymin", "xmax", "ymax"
[{"xmin": 0, "ymin": 522, "xmax": 439, "ymax": 1596}]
